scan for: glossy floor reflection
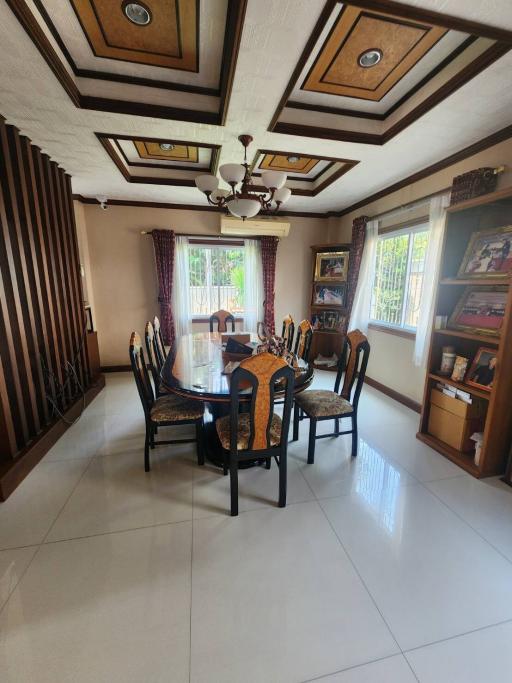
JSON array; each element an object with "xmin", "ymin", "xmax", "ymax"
[{"xmin": 0, "ymin": 371, "xmax": 511, "ymax": 682}]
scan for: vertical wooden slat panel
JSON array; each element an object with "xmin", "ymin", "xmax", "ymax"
[
  {"xmin": 31, "ymin": 147, "xmax": 64, "ymax": 396},
  {"xmin": 65, "ymin": 174, "xmax": 90, "ymax": 381},
  {"xmin": 0, "ymin": 123, "xmax": 39, "ymax": 438},
  {"xmin": 49, "ymin": 160, "xmax": 76, "ymax": 406},
  {"xmin": 0, "ymin": 352, "xmax": 17, "ymax": 458},
  {"xmin": 18, "ymin": 136, "xmax": 54, "ymax": 426},
  {"xmin": 0, "ymin": 119, "xmax": 94, "ymax": 486},
  {"xmin": 9, "ymin": 129, "xmax": 49, "ymax": 426},
  {"xmin": 61, "ymin": 172, "xmax": 87, "ymax": 388},
  {"xmin": 40, "ymin": 153, "xmax": 73, "ymax": 407},
  {"xmin": 53, "ymin": 163, "xmax": 83, "ymax": 395}
]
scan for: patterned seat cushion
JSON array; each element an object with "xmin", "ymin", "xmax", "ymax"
[
  {"xmin": 216, "ymin": 413, "xmax": 282, "ymax": 450},
  {"xmin": 294, "ymin": 390, "xmax": 353, "ymax": 418},
  {"xmin": 150, "ymin": 394, "xmax": 204, "ymax": 422}
]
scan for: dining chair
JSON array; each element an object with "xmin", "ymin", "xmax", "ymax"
[
  {"xmin": 292, "ymin": 330, "xmax": 370, "ymax": 462},
  {"xmin": 294, "ymin": 319, "xmax": 314, "ymax": 362},
  {"xmin": 215, "ymin": 352, "xmax": 295, "ymax": 516},
  {"xmin": 145, "ymin": 321, "xmax": 168, "ymax": 396},
  {"xmin": 209, "ymin": 309, "xmax": 235, "ymax": 333},
  {"xmin": 282, "ymin": 314, "xmax": 295, "ymax": 351},
  {"xmin": 129, "ymin": 332, "xmax": 205, "ymax": 472},
  {"xmin": 153, "ymin": 316, "xmax": 167, "ymax": 369}
]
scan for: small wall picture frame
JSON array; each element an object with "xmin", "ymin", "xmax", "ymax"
[
  {"xmin": 314, "ymin": 251, "xmax": 349, "ymax": 282},
  {"xmin": 457, "ymin": 225, "xmax": 512, "ymax": 279},
  {"xmin": 466, "ymin": 347, "xmax": 498, "ymax": 391}
]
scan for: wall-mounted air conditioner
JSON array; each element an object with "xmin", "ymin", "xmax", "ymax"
[{"xmin": 220, "ymin": 215, "xmax": 290, "ymax": 237}]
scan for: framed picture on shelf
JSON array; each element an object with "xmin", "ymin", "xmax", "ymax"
[
  {"xmin": 311, "ymin": 310, "xmax": 345, "ymax": 331},
  {"xmin": 448, "ymin": 286, "xmax": 507, "ymax": 337},
  {"xmin": 314, "ymin": 251, "xmax": 349, "ymax": 282},
  {"xmin": 458, "ymin": 225, "xmax": 512, "ymax": 279},
  {"xmin": 466, "ymin": 347, "xmax": 497, "ymax": 391},
  {"xmin": 313, "ymin": 283, "xmax": 346, "ymax": 307}
]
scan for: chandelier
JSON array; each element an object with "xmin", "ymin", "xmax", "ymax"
[{"xmin": 194, "ymin": 134, "xmax": 292, "ymax": 220}]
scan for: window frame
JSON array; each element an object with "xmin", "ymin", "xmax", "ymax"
[
  {"xmin": 369, "ymin": 221, "xmax": 429, "ymax": 338},
  {"xmin": 187, "ymin": 239, "xmax": 246, "ymax": 319}
]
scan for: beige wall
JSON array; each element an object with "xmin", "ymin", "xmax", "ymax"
[
  {"xmin": 76, "ymin": 203, "xmax": 328, "ymax": 366},
  {"xmin": 328, "ymin": 136, "xmax": 512, "ymax": 404},
  {"xmin": 75, "ymin": 136, "xmax": 512, "ymax": 391}
]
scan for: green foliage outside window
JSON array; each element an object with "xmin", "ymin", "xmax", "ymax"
[
  {"xmin": 371, "ymin": 229, "xmax": 429, "ymax": 329},
  {"xmin": 188, "ymin": 245, "xmax": 245, "ymax": 314}
]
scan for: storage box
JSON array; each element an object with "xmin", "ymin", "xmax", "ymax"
[
  {"xmin": 430, "ymin": 389, "xmax": 486, "ymax": 419},
  {"xmin": 428, "ymin": 389, "xmax": 486, "ymax": 452}
]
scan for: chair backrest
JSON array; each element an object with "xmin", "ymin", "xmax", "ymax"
[
  {"xmin": 334, "ymin": 330, "xmax": 370, "ymax": 408},
  {"xmin": 281, "ymin": 314, "xmax": 295, "ymax": 351},
  {"xmin": 144, "ymin": 321, "xmax": 161, "ymax": 390},
  {"xmin": 209, "ymin": 309, "xmax": 235, "ymax": 333},
  {"xmin": 294, "ymin": 319, "xmax": 313, "ymax": 361},
  {"xmin": 153, "ymin": 316, "xmax": 167, "ymax": 369},
  {"xmin": 129, "ymin": 332, "xmax": 155, "ymax": 417},
  {"xmin": 229, "ymin": 352, "xmax": 294, "ymax": 453}
]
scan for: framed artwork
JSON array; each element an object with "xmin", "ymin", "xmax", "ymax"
[
  {"xmin": 312, "ymin": 283, "xmax": 346, "ymax": 307},
  {"xmin": 311, "ymin": 310, "xmax": 345, "ymax": 331},
  {"xmin": 315, "ymin": 251, "xmax": 349, "ymax": 282},
  {"xmin": 448, "ymin": 286, "xmax": 507, "ymax": 337},
  {"xmin": 466, "ymin": 347, "xmax": 497, "ymax": 391},
  {"xmin": 458, "ymin": 225, "xmax": 512, "ymax": 279}
]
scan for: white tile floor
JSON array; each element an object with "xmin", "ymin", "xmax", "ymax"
[{"xmin": 0, "ymin": 371, "xmax": 511, "ymax": 682}]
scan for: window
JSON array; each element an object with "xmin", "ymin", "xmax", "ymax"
[
  {"xmin": 188, "ymin": 242, "xmax": 245, "ymax": 316},
  {"xmin": 370, "ymin": 224, "xmax": 429, "ymax": 331}
]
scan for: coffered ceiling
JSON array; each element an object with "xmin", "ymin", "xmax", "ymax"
[
  {"xmin": 270, "ymin": 1, "xmax": 511, "ymax": 145},
  {"xmin": 1, "ymin": 0, "xmax": 512, "ymax": 215},
  {"xmin": 250, "ymin": 150, "xmax": 359, "ymax": 197},
  {"xmin": 97, "ymin": 133, "xmax": 219, "ymax": 184}
]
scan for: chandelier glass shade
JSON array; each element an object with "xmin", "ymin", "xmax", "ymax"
[{"xmin": 195, "ymin": 135, "xmax": 292, "ymax": 219}]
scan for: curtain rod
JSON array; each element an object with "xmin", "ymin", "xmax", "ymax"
[
  {"xmin": 368, "ymin": 187, "xmax": 450, "ymax": 222},
  {"xmin": 141, "ymin": 230, "xmax": 229, "ymax": 238},
  {"xmin": 369, "ymin": 165, "xmax": 505, "ymax": 222},
  {"xmin": 140, "ymin": 230, "xmax": 260, "ymax": 241}
]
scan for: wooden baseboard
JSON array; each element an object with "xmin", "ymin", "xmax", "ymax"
[
  {"xmin": 365, "ymin": 376, "xmax": 421, "ymax": 413},
  {"xmin": 0, "ymin": 376, "xmax": 106, "ymax": 501},
  {"xmin": 101, "ymin": 365, "xmax": 131, "ymax": 372}
]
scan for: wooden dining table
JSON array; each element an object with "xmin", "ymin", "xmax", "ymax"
[{"xmin": 160, "ymin": 332, "xmax": 314, "ymax": 467}]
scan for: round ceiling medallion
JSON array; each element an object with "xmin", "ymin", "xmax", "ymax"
[
  {"xmin": 122, "ymin": 2, "xmax": 152, "ymax": 26},
  {"xmin": 358, "ymin": 48, "xmax": 383, "ymax": 68},
  {"xmin": 159, "ymin": 143, "xmax": 175, "ymax": 152},
  {"xmin": 287, "ymin": 155, "xmax": 300, "ymax": 163}
]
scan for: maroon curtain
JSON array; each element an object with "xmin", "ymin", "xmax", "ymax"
[
  {"xmin": 450, "ymin": 167, "xmax": 497, "ymax": 206},
  {"xmin": 342, "ymin": 216, "xmax": 368, "ymax": 336},
  {"xmin": 151, "ymin": 229, "xmax": 176, "ymax": 345},
  {"xmin": 261, "ymin": 236, "xmax": 279, "ymax": 335}
]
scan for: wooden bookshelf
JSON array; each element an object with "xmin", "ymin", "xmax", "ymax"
[
  {"xmin": 309, "ymin": 243, "xmax": 350, "ymax": 371},
  {"xmin": 418, "ymin": 186, "xmax": 512, "ymax": 478},
  {"xmin": 440, "ymin": 277, "xmax": 509, "ymax": 286},
  {"xmin": 428, "ymin": 372, "xmax": 491, "ymax": 401},
  {"xmin": 433, "ymin": 328, "xmax": 500, "ymax": 345}
]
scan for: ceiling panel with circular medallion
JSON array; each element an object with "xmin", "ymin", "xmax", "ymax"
[{"xmin": 70, "ymin": 0, "xmax": 198, "ymax": 71}]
